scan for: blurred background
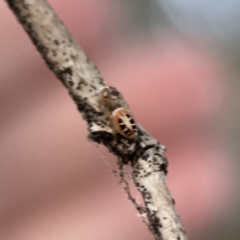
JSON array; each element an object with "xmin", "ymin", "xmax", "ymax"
[{"xmin": 0, "ymin": 0, "xmax": 239, "ymax": 239}]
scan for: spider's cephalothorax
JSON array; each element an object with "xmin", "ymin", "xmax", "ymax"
[
  {"xmin": 101, "ymin": 86, "xmax": 120, "ymax": 100},
  {"xmin": 100, "ymin": 86, "xmax": 138, "ymax": 140},
  {"xmin": 101, "ymin": 86, "xmax": 123, "ymax": 111}
]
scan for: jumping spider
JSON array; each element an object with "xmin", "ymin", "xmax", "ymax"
[{"xmin": 100, "ymin": 86, "xmax": 138, "ymax": 140}]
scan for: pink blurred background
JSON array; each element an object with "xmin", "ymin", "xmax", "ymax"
[{"xmin": 0, "ymin": 1, "xmax": 239, "ymax": 240}]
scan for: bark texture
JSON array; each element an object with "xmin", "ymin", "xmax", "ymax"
[{"xmin": 5, "ymin": 1, "xmax": 187, "ymax": 239}]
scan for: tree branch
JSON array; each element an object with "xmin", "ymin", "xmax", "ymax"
[{"xmin": 5, "ymin": 0, "xmax": 187, "ymax": 239}]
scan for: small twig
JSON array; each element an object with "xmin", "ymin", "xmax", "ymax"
[{"xmin": 5, "ymin": 1, "xmax": 187, "ymax": 240}]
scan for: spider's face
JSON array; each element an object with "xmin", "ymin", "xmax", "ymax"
[{"xmin": 101, "ymin": 86, "xmax": 120, "ymax": 100}]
